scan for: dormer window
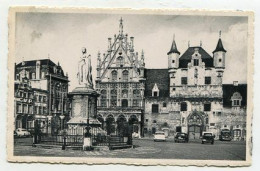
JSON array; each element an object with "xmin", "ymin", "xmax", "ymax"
[
  {"xmin": 152, "ymin": 83, "xmax": 159, "ymax": 97},
  {"xmin": 231, "ymin": 92, "xmax": 242, "ymax": 107}
]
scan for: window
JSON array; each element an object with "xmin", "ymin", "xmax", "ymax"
[
  {"xmin": 153, "ymin": 92, "xmax": 158, "ymax": 97},
  {"xmin": 172, "ymin": 60, "xmax": 175, "ymax": 63},
  {"xmin": 111, "ymin": 70, "xmax": 117, "ymax": 81},
  {"xmin": 210, "ymin": 123, "xmax": 215, "ymax": 126},
  {"xmin": 194, "ymin": 59, "xmax": 199, "ymax": 66},
  {"xmin": 153, "ymin": 120, "xmax": 157, "ymax": 123},
  {"xmin": 181, "ymin": 77, "xmax": 187, "ymax": 85},
  {"xmin": 205, "ymin": 118, "xmax": 209, "ymax": 124},
  {"xmin": 163, "ymin": 102, "xmax": 167, "ymax": 107},
  {"xmin": 32, "ymin": 73, "xmax": 36, "ymax": 79},
  {"xmin": 234, "ymin": 100, "xmax": 240, "ymax": 106},
  {"xmin": 116, "ymin": 56, "xmax": 124, "ymax": 67},
  {"xmin": 121, "ymin": 89, "xmax": 128, "ymax": 98},
  {"xmin": 152, "ymin": 104, "xmax": 159, "ymax": 113},
  {"xmin": 133, "ymin": 99, "xmax": 139, "ymax": 107},
  {"xmin": 182, "ymin": 117, "xmax": 185, "ymax": 124},
  {"xmin": 145, "ymin": 119, "xmax": 149, "ymax": 122},
  {"xmin": 231, "ymin": 92, "xmax": 242, "ymax": 107},
  {"xmin": 172, "ymin": 88, "xmax": 176, "ymax": 91},
  {"xmin": 122, "ymin": 70, "xmax": 129, "ymax": 82},
  {"xmin": 219, "ymin": 58, "xmax": 222, "ymax": 62},
  {"xmin": 100, "ymin": 90, "xmax": 107, "ymax": 107},
  {"xmin": 205, "ymin": 77, "xmax": 211, "ymax": 85},
  {"xmin": 144, "ymin": 128, "xmax": 148, "ymax": 134},
  {"xmin": 122, "ymin": 99, "xmax": 128, "ymax": 108},
  {"xmin": 133, "ymin": 90, "xmax": 140, "ymax": 98},
  {"xmin": 204, "ymin": 103, "xmax": 211, "ymax": 111},
  {"xmin": 110, "ymin": 89, "xmax": 117, "ymax": 107},
  {"xmin": 39, "ymin": 96, "xmax": 42, "ymax": 102},
  {"xmin": 181, "ymin": 102, "xmax": 187, "ymax": 111}
]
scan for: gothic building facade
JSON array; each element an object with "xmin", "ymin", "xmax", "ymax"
[
  {"xmin": 143, "ymin": 33, "xmax": 247, "ymax": 140},
  {"xmin": 15, "ymin": 59, "xmax": 70, "ymax": 134},
  {"xmin": 95, "ymin": 18, "xmax": 145, "ymax": 137}
]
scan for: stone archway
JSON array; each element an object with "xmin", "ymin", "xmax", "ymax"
[
  {"xmin": 129, "ymin": 115, "xmax": 139, "ymax": 135},
  {"xmin": 117, "ymin": 114, "xmax": 128, "ymax": 136},
  {"xmin": 105, "ymin": 114, "xmax": 115, "ymax": 135},
  {"xmin": 187, "ymin": 111, "xmax": 205, "ymax": 139}
]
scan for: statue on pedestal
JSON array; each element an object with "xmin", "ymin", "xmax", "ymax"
[{"xmin": 77, "ymin": 47, "xmax": 93, "ymax": 89}]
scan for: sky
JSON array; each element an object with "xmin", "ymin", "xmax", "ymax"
[{"xmin": 15, "ymin": 12, "xmax": 248, "ymax": 91}]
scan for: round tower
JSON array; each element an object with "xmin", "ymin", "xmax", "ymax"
[
  {"xmin": 213, "ymin": 31, "xmax": 226, "ymax": 68},
  {"xmin": 167, "ymin": 34, "xmax": 180, "ymax": 69}
]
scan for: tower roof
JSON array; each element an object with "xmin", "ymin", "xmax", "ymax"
[
  {"xmin": 213, "ymin": 31, "xmax": 226, "ymax": 53},
  {"xmin": 167, "ymin": 35, "xmax": 180, "ymax": 55},
  {"xmin": 213, "ymin": 38, "xmax": 226, "ymax": 53}
]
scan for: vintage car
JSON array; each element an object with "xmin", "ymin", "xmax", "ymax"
[
  {"xmin": 219, "ymin": 130, "xmax": 232, "ymax": 141},
  {"xmin": 154, "ymin": 131, "xmax": 166, "ymax": 142},
  {"xmin": 15, "ymin": 128, "xmax": 31, "ymax": 137},
  {"xmin": 174, "ymin": 132, "xmax": 189, "ymax": 143},
  {"xmin": 201, "ymin": 132, "xmax": 215, "ymax": 144}
]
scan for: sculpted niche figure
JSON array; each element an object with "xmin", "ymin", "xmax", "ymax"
[{"xmin": 77, "ymin": 47, "xmax": 93, "ymax": 89}]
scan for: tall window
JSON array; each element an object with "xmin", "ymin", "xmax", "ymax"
[
  {"xmin": 122, "ymin": 70, "xmax": 129, "ymax": 82},
  {"xmin": 116, "ymin": 56, "xmax": 124, "ymax": 67},
  {"xmin": 181, "ymin": 77, "xmax": 187, "ymax": 85},
  {"xmin": 181, "ymin": 102, "xmax": 187, "ymax": 111},
  {"xmin": 122, "ymin": 99, "xmax": 128, "ymax": 108},
  {"xmin": 110, "ymin": 89, "xmax": 117, "ymax": 107},
  {"xmin": 152, "ymin": 104, "xmax": 159, "ymax": 113},
  {"xmin": 111, "ymin": 70, "xmax": 117, "ymax": 81},
  {"xmin": 100, "ymin": 90, "xmax": 107, "ymax": 107},
  {"xmin": 204, "ymin": 103, "xmax": 211, "ymax": 111},
  {"xmin": 133, "ymin": 99, "xmax": 139, "ymax": 107},
  {"xmin": 194, "ymin": 59, "xmax": 199, "ymax": 66},
  {"xmin": 205, "ymin": 77, "xmax": 211, "ymax": 85}
]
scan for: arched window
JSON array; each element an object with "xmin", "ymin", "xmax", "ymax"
[
  {"xmin": 133, "ymin": 89, "xmax": 140, "ymax": 98},
  {"xmin": 100, "ymin": 90, "xmax": 107, "ymax": 107},
  {"xmin": 111, "ymin": 70, "xmax": 117, "ymax": 81},
  {"xmin": 122, "ymin": 89, "xmax": 128, "ymax": 98},
  {"xmin": 110, "ymin": 89, "xmax": 117, "ymax": 107},
  {"xmin": 122, "ymin": 70, "xmax": 129, "ymax": 82},
  {"xmin": 116, "ymin": 56, "xmax": 124, "ymax": 67}
]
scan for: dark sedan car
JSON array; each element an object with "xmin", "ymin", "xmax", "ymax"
[
  {"xmin": 174, "ymin": 132, "xmax": 189, "ymax": 143},
  {"xmin": 201, "ymin": 132, "xmax": 215, "ymax": 144}
]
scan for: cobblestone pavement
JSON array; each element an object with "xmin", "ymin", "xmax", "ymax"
[{"xmin": 13, "ymin": 137, "xmax": 246, "ymax": 160}]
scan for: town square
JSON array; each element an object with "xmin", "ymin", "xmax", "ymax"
[{"xmin": 10, "ymin": 10, "xmax": 250, "ymax": 162}]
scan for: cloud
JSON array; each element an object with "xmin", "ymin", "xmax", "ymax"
[{"xmin": 30, "ymin": 30, "xmax": 42, "ymax": 42}]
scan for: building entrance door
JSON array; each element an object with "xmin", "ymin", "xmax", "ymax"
[{"xmin": 188, "ymin": 125, "xmax": 201, "ymax": 139}]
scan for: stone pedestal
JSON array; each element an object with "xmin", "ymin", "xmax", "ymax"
[{"xmin": 67, "ymin": 87, "xmax": 100, "ymax": 141}]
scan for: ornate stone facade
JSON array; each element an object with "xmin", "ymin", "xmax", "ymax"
[{"xmin": 95, "ymin": 18, "xmax": 145, "ymax": 136}]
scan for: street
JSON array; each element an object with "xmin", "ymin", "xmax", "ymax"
[{"xmin": 13, "ymin": 137, "xmax": 246, "ymax": 160}]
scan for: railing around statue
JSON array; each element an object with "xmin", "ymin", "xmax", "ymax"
[{"xmin": 34, "ymin": 127, "xmax": 132, "ymax": 149}]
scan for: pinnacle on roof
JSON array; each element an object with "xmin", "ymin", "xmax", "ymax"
[
  {"xmin": 167, "ymin": 34, "xmax": 180, "ymax": 55},
  {"xmin": 213, "ymin": 31, "xmax": 227, "ymax": 53}
]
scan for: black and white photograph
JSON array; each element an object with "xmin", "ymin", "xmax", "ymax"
[{"xmin": 7, "ymin": 7, "xmax": 253, "ymax": 166}]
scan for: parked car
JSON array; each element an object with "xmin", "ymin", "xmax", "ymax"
[
  {"xmin": 219, "ymin": 130, "xmax": 232, "ymax": 141},
  {"xmin": 201, "ymin": 132, "xmax": 215, "ymax": 144},
  {"xmin": 132, "ymin": 132, "xmax": 139, "ymax": 138},
  {"xmin": 174, "ymin": 132, "xmax": 189, "ymax": 143},
  {"xmin": 154, "ymin": 131, "xmax": 166, "ymax": 142},
  {"xmin": 15, "ymin": 128, "xmax": 31, "ymax": 137}
]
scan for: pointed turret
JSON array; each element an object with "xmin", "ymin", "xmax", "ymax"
[
  {"xmin": 168, "ymin": 34, "xmax": 180, "ymax": 69},
  {"xmin": 213, "ymin": 31, "xmax": 226, "ymax": 69},
  {"xmin": 213, "ymin": 31, "xmax": 226, "ymax": 53},
  {"xmin": 167, "ymin": 34, "xmax": 180, "ymax": 55}
]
